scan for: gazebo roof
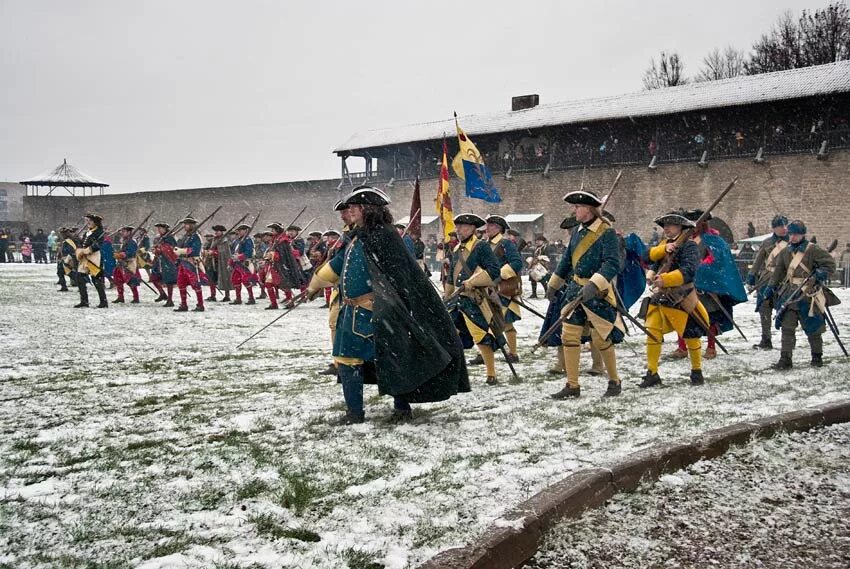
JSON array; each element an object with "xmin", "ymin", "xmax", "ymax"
[{"xmin": 20, "ymin": 159, "xmax": 108, "ymax": 188}]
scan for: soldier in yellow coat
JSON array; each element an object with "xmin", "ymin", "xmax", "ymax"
[{"xmin": 641, "ymin": 211, "xmax": 711, "ymax": 387}]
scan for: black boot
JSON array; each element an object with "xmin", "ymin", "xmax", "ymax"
[
  {"xmin": 192, "ymin": 306, "xmax": 205, "ymax": 312},
  {"xmin": 504, "ymin": 353, "xmax": 520, "ymax": 364},
  {"xmin": 467, "ymin": 354, "xmax": 484, "ymax": 366},
  {"xmin": 811, "ymin": 353, "xmax": 823, "ymax": 367},
  {"xmin": 335, "ymin": 410, "xmax": 365, "ymax": 425},
  {"xmin": 163, "ymin": 300, "xmax": 174, "ymax": 307},
  {"xmin": 550, "ymin": 385, "xmax": 580, "ymax": 399},
  {"xmin": 385, "ymin": 409, "xmax": 414, "ymax": 424},
  {"xmin": 690, "ymin": 369, "xmax": 705, "ymax": 386},
  {"xmin": 486, "ymin": 375, "xmax": 499, "ymax": 386},
  {"xmin": 319, "ymin": 363, "xmax": 337, "ymax": 376},
  {"xmin": 772, "ymin": 352, "xmax": 793, "ymax": 370},
  {"xmin": 75, "ymin": 283, "xmax": 89, "ymax": 308},
  {"xmin": 58, "ymin": 286, "xmax": 69, "ymax": 292},
  {"xmin": 174, "ymin": 305, "xmax": 189, "ymax": 312},
  {"xmin": 753, "ymin": 339, "xmax": 773, "ymax": 350},
  {"xmin": 603, "ymin": 381, "xmax": 622, "ymax": 397},
  {"xmin": 154, "ymin": 293, "xmax": 167, "ymax": 302},
  {"xmin": 638, "ymin": 371, "xmax": 662, "ymax": 388}
]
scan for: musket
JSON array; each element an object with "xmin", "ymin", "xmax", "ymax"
[
  {"xmin": 532, "ymin": 296, "xmax": 582, "ymax": 353},
  {"xmin": 194, "ymin": 206, "xmax": 223, "ymax": 233},
  {"xmin": 614, "ymin": 287, "xmax": 662, "ymax": 343},
  {"xmin": 707, "ymin": 292, "xmax": 748, "ymax": 341},
  {"xmin": 211, "ymin": 213, "xmax": 250, "ymax": 249},
  {"xmin": 164, "ymin": 210, "xmax": 194, "ymax": 238},
  {"xmin": 514, "ymin": 297, "xmax": 547, "ymax": 320},
  {"xmin": 284, "ymin": 206, "xmax": 308, "ymax": 232},
  {"xmin": 599, "ymin": 170, "xmax": 623, "ymax": 211},
  {"xmin": 657, "ymin": 177, "xmax": 738, "ymax": 275},
  {"xmin": 130, "ymin": 211, "xmax": 155, "ymax": 241},
  {"xmin": 479, "ymin": 290, "xmax": 521, "ymax": 382},
  {"xmin": 824, "ymin": 305, "xmax": 849, "ymax": 358},
  {"xmin": 773, "ymin": 275, "xmax": 813, "ymax": 327},
  {"xmin": 292, "ymin": 218, "xmax": 317, "ymax": 241},
  {"xmin": 235, "ymin": 290, "xmax": 309, "ymax": 349}
]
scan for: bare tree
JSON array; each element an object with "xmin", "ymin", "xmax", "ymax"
[
  {"xmin": 642, "ymin": 51, "xmax": 688, "ymax": 90},
  {"xmin": 696, "ymin": 46, "xmax": 746, "ymax": 81},
  {"xmin": 745, "ymin": 2, "xmax": 850, "ymax": 74}
]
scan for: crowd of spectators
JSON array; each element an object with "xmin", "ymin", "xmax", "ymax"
[{"xmin": 0, "ymin": 227, "xmax": 55, "ymax": 263}]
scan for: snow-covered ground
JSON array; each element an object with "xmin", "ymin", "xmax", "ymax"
[
  {"xmin": 1, "ymin": 264, "xmax": 848, "ymax": 569},
  {"xmin": 528, "ymin": 422, "xmax": 850, "ymax": 568}
]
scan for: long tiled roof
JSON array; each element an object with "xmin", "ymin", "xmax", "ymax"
[{"xmin": 335, "ymin": 61, "xmax": 850, "ymax": 153}]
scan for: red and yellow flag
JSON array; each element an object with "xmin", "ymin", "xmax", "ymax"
[{"xmin": 435, "ymin": 139, "xmax": 455, "ymax": 242}]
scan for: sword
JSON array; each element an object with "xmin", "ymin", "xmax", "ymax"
[
  {"xmin": 707, "ymin": 292, "xmax": 748, "ymax": 341},
  {"xmin": 235, "ymin": 290, "xmax": 309, "ymax": 349},
  {"xmin": 613, "ymin": 288, "xmax": 662, "ymax": 344},
  {"xmin": 532, "ymin": 295, "xmax": 582, "ymax": 353},
  {"xmin": 514, "ymin": 297, "xmax": 547, "ymax": 320}
]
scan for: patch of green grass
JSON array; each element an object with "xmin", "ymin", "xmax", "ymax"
[
  {"xmin": 277, "ymin": 471, "xmax": 320, "ymax": 514},
  {"xmin": 10, "ymin": 438, "xmax": 41, "ymax": 453},
  {"xmin": 340, "ymin": 547, "xmax": 385, "ymax": 569},
  {"xmin": 126, "ymin": 438, "xmax": 172, "ymax": 451},
  {"xmin": 236, "ymin": 478, "xmax": 270, "ymax": 500},
  {"xmin": 181, "ymin": 481, "xmax": 228, "ymax": 511},
  {"xmin": 248, "ymin": 512, "xmax": 320, "ymax": 542},
  {"xmin": 207, "ymin": 429, "xmax": 246, "ymax": 446}
]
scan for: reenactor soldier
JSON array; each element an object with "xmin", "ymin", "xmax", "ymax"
[
  {"xmin": 136, "ymin": 227, "xmax": 152, "ymax": 281},
  {"xmin": 112, "ymin": 225, "xmax": 141, "ymax": 304},
  {"xmin": 320, "ymin": 229, "xmax": 342, "ymax": 307},
  {"xmin": 74, "ymin": 213, "xmax": 108, "ymax": 309},
  {"xmin": 229, "ymin": 223, "xmax": 257, "ymax": 305},
  {"xmin": 546, "ymin": 190, "xmax": 623, "ymax": 399},
  {"xmin": 641, "ymin": 210, "xmax": 710, "ymax": 388},
  {"xmin": 527, "ymin": 234, "xmax": 552, "ymax": 298},
  {"xmin": 57, "ymin": 226, "xmax": 79, "ymax": 292},
  {"xmin": 150, "ymin": 222, "xmax": 178, "ymax": 307},
  {"xmin": 173, "ymin": 217, "xmax": 207, "ymax": 312},
  {"xmin": 485, "ymin": 214, "xmax": 523, "ymax": 363},
  {"xmin": 318, "ymin": 204, "xmax": 353, "ymax": 375},
  {"xmin": 206, "ymin": 225, "xmax": 233, "ymax": 302},
  {"xmin": 746, "ymin": 215, "xmax": 789, "ymax": 350},
  {"xmin": 445, "ymin": 213, "xmax": 504, "ymax": 385},
  {"xmin": 306, "ymin": 186, "xmax": 468, "ymax": 424},
  {"xmin": 766, "ymin": 220, "xmax": 838, "ymax": 369}
]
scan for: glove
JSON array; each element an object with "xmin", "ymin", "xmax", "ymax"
[
  {"xmin": 581, "ymin": 281, "xmax": 599, "ymax": 303},
  {"xmin": 174, "ymin": 247, "xmax": 187, "ymax": 257},
  {"xmin": 763, "ymin": 285, "xmax": 774, "ymax": 300},
  {"xmin": 746, "ymin": 274, "xmax": 756, "ymax": 286},
  {"xmin": 545, "ymin": 286, "xmax": 559, "ymax": 302},
  {"xmin": 814, "ymin": 269, "xmax": 829, "ymax": 283}
]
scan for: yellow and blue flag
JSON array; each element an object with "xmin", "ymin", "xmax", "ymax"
[{"xmin": 452, "ymin": 116, "xmax": 501, "ymax": 203}]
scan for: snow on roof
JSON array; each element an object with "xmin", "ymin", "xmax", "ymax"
[
  {"xmin": 335, "ymin": 61, "xmax": 850, "ymax": 153},
  {"xmin": 397, "ymin": 215, "xmax": 439, "ymax": 225},
  {"xmin": 505, "ymin": 213, "xmax": 543, "ymax": 223},
  {"xmin": 20, "ymin": 159, "xmax": 108, "ymax": 187}
]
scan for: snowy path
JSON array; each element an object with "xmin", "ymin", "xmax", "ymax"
[
  {"xmin": 528, "ymin": 423, "xmax": 850, "ymax": 569},
  {"xmin": 1, "ymin": 264, "xmax": 849, "ymax": 569}
]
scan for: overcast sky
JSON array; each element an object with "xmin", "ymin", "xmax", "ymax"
[{"xmin": 1, "ymin": 0, "xmax": 822, "ymax": 193}]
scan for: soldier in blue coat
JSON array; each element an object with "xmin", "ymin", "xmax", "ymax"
[
  {"xmin": 173, "ymin": 217, "xmax": 207, "ymax": 312},
  {"xmin": 150, "ymin": 222, "xmax": 179, "ymax": 306},
  {"xmin": 545, "ymin": 190, "xmax": 624, "ymax": 398},
  {"xmin": 445, "ymin": 213, "xmax": 504, "ymax": 385},
  {"xmin": 746, "ymin": 215, "xmax": 789, "ymax": 350},
  {"xmin": 112, "ymin": 226, "xmax": 142, "ymax": 303},
  {"xmin": 57, "ymin": 227, "xmax": 79, "ymax": 292},
  {"xmin": 486, "ymin": 214, "xmax": 523, "ymax": 362},
  {"xmin": 74, "ymin": 213, "xmax": 108, "ymax": 308}
]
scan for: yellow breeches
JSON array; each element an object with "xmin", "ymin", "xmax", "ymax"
[
  {"xmin": 505, "ymin": 324, "xmax": 517, "ymax": 356},
  {"xmin": 478, "ymin": 344, "xmax": 496, "ymax": 377},
  {"xmin": 646, "ymin": 309, "xmax": 703, "ymax": 372},
  {"xmin": 562, "ymin": 323, "xmax": 619, "ymax": 388}
]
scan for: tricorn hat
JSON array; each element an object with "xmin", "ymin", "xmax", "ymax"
[
  {"xmin": 267, "ymin": 222, "xmax": 284, "ymax": 232},
  {"xmin": 308, "ymin": 231, "xmax": 322, "ymax": 237},
  {"xmin": 654, "ymin": 210, "xmax": 695, "ymax": 228},
  {"xmin": 560, "ymin": 215, "xmax": 579, "ymax": 230},
  {"xmin": 211, "ymin": 224, "xmax": 226, "ymax": 232},
  {"xmin": 341, "ymin": 185, "xmax": 391, "ymax": 207},
  {"xmin": 394, "ymin": 223, "xmax": 406, "ymax": 230},
  {"xmin": 563, "ymin": 190, "xmax": 603, "ymax": 207},
  {"xmin": 453, "ymin": 213, "xmax": 486, "ymax": 228},
  {"xmin": 485, "ymin": 214, "xmax": 510, "ymax": 233},
  {"xmin": 154, "ymin": 222, "xmax": 170, "ymax": 230},
  {"xmin": 333, "ymin": 199, "xmax": 349, "ymax": 211},
  {"xmin": 84, "ymin": 213, "xmax": 103, "ymax": 223},
  {"xmin": 507, "ymin": 228, "xmax": 521, "ymax": 237},
  {"xmin": 120, "ymin": 225, "xmax": 135, "ymax": 232},
  {"xmin": 323, "ymin": 229, "xmax": 341, "ymax": 237},
  {"xmin": 601, "ymin": 210, "xmax": 616, "ymax": 224},
  {"xmin": 683, "ymin": 209, "xmax": 712, "ymax": 222},
  {"xmin": 236, "ymin": 223, "xmax": 251, "ymax": 231},
  {"xmin": 179, "ymin": 217, "xmax": 198, "ymax": 225},
  {"xmin": 287, "ymin": 225, "xmax": 301, "ymax": 232}
]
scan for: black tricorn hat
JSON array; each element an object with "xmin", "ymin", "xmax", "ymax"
[
  {"xmin": 535, "ymin": 232, "xmax": 549, "ymax": 241},
  {"xmin": 485, "ymin": 214, "xmax": 510, "ymax": 233},
  {"xmin": 601, "ymin": 210, "xmax": 616, "ymax": 224},
  {"xmin": 683, "ymin": 209, "xmax": 712, "ymax": 222},
  {"xmin": 120, "ymin": 225, "xmax": 135, "ymax": 232},
  {"xmin": 154, "ymin": 222, "xmax": 170, "ymax": 229},
  {"xmin": 507, "ymin": 228, "xmax": 521, "ymax": 237},
  {"xmin": 84, "ymin": 213, "xmax": 103, "ymax": 223},
  {"xmin": 266, "ymin": 222, "xmax": 284, "ymax": 232},
  {"xmin": 394, "ymin": 223, "xmax": 406, "ymax": 229},
  {"xmin": 453, "ymin": 213, "xmax": 486, "ymax": 228},
  {"xmin": 323, "ymin": 229, "xmax": 341, "ymax": 237},
  {"xmin": 287, "ymin": 225, "xmax": 301, "ymax": 232},
  {"xmin": 341, "ymin": 185, "xmax": 391, "ymax": 207},
  {"xmin": 333, "ymin": 199, "xmax": 349, "ymax": 211},
  {"xmin": 560, "ymin": 215, "xmax": 579, "ymax": 230},
  {"xmin": 236, "ymin": 223, "xmax": 251, "ymax": 231},
  {"xmin": 563, "ymin": 190, "xmax": 603, "ymax": 207},
  {"xmin": 179, "ymin": 217, "xmax": 198, "ymax": 225},
  {"xmin": 308, "ymin": 231, "xmax": 323, "ymax": 237},
  {"xmin": 211, "ymin": 224, "xmax": 226, "ymax": 232},
  {"xmin": 654, "ymin": 210, "xmax": 695, "ymax": 228}
]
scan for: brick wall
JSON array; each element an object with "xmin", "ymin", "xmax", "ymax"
[{"xmin": 22, "ymin": 150, "xmax": 850, "ymax": 245}]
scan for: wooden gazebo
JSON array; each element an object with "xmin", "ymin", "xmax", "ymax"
[{"xmin": 20, "ymin": 159, "xmax": 109, "ymax": 196}]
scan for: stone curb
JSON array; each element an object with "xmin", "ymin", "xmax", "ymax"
[{"xmin": 416, "ymin": 399, "xmax": 850, "ymax": 569}]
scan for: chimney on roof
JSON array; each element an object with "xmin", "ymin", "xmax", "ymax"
[{"xmin": 512, "ymin": 94, "xmax": 539, "ymax": 111}]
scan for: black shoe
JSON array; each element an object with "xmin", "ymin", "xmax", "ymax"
[
  {"xmin": 205, "ymin": 296, "xmax": 217, "ymax": 302},
  {"xmin": 174, "ymin": 305, "xmax": 188, "ymax": 312},
  {"xmin": 386, "ymin": 409, "xmax": 413, "ymax": 424},
  {"xmin": 230, "ymin": 299, "xmax": 242, "ymax": 305},
  {"xmin": 468, "ymin": 354, "xmax": 484, "ymax": 366},
  {"xmin": 163, "ymin": 300, "xmax": 174, "ymax": 307},
  {"xmin": 550, "ymin": 386, "xmax": 581, "ymax": 399},
  {"xmin": 265, "ymin": 305, "xmax": 278, "ymax": 310},
  {"xmin": 530, "ymin": 294, "xmax": 539, "ymax": 299},
  {"xmin": 690, "ymin": 369, "xmax": 705, "ymax": 386},
  {"xmin": 321, "ymin": 303, "xmax": 330, "ymax": 308},
  {"xmin": 638, "ymin": 371, "xmax": 662, "ymax": 388},
  {"xmin": 73, "ymin": 302, "xmax": 89, "ymax": 308},
  {"xmin": 222, "ymin": 295, "xmax": 231, "ymax": 302},
  {"xmin": 130, "ymin": 299, "xmax": 139, "ymax": 304},
  {"xmin": 504, "ymin": 353, "xmax": 520, "ymax": 364},
  {"xmin": 336, "ymin": 410, "xmax": 365, "ymax": 425},
  {"xmin": 154, "ymin": 294, "xmax": 166, "ymax": 302},
  {"xmin": 58, "ymin": 287, "xmax": 69, "ymax": 292},
  {"xmin": 772, "ymin": 352, "xmax": 793, "ymax": 370},
  {"xmin": 603, "ymin": 381, "xmax": 622, "ymax": 397},
  {"xmin": 319, "ymin": 364, "xmax": 338, "ymax": 376},
  {"xmin": 811, "ymin": 353, "xmax": 823, "ymax": 367},
  {"xmin": 96, "ymin": 302, "xmax": 108, "ymax": 309},
  {"xmin": 246, "ymin": 299, "xmax": 256, "ymax": 305},
  {"xmin": 113, "ymin": 297, "xmax": 124, "ymax": 303},
  {"xmin": 486, "ymin": 375, "xmax": 499, "ymax": 386},
  {"xmin": 753, "ymin": 339, "xmax": 773, "ymax": 350},
  {"xmin": 192, "ymin": 306, "xmax": 205, "ymax": 312}
]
